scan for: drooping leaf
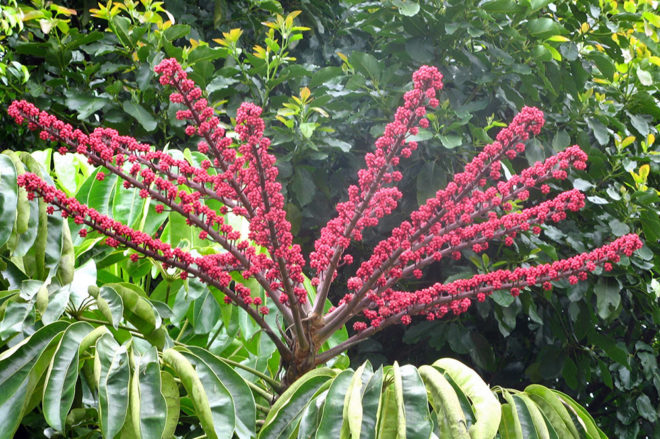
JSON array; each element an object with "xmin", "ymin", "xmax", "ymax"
[
  {"xmin": 314, "ymin": 368, "xmax": 352, "ymax": 439},
  {"xmin": 160, "ymin": 371, "xmax": 180, "ymax": 439},
  {"xmin": 187, "ymin": 347, "xmax": 257, "ymax": 439},
  {"xmin": 433, "ymin": 358, "xmax": 501, "ymax": 438},
  {"xmin": 399, "ymin": 364, "xmax": 433, "ymax": 439},
  {"xmin": 133, "ymin": 344, "xmax": 168, "ymax": 439},
  {"xmin": 96, "ymin": 333, "xmax": 130, "ymax": 439},
  {"xmin": 162, "ymin": 348, "xmax": 219, "ymax": 439},
  {"xmin": 43, "ymin": 321, "xmax": 94, "ymax": 432},
  {"xmin": 259, "ymin": 368, "xmax": 336, "ymax": 439},
  {"xmin": 0, "ymin": 321, "xmax": 69, "ymax": 439},
  {"xmin": 419, "ymin": 365, "xmax": 469, "ymax": 439}
]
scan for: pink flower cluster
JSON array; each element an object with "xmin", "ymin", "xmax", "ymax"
[
  {"xmin": 155, "ymin": 59, "xmax": 306, "ymax": 306},
  {"xmin": 351, "ymin": 234, "xmax": 642, "ymax": 329},
  {"xmin": 8, "ymin": 57, "xmax": 644, "ymax": 362},
  {"xmin": 310, "ymin": 65, "xmax": 443, "ymax": 291}
]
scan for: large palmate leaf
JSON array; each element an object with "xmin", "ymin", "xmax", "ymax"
[
  {"xmin": 260, "ymin": 358, "xmax": 607, "ymax": 439},
  {"xmin": 0, "ymin": 321, "xmax": 69, "ymax": 439}
]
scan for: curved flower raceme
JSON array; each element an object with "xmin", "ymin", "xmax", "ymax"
[{"xmin": 8, "ymin": 58, "xmax": 643, "ymax": 370}]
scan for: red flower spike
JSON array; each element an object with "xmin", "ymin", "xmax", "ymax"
[{"xmin": 9, "ymin": 59, "xmax": 644, "ymax": 368}]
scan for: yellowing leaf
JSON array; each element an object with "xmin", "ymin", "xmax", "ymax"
[
  {"xmin": 253, "ymin": 45, "xmax": 266, "ymax": 58},
  {"xmin": 639, "ymin": 164, "xmax": 650, "ymax": 181},
  {"xmin": 546, "ymin": 35, "xmax": 569, "ymax": 42},
  {"xmin": 225, "ymin": 28, "xmax": 243, "ymax": 42},
  {"xmin": 336, "ymin": 51, "xmax": 348, "ymax": 62},
  {"xmin": 647, "ymin": 133, "xmax": 655, "ymax": 146},
  {"xmin": 620, "ymin": 136, "xmax": 636, "ymax": 149},
  {"xmin": 581, "ymin": 22, "xmax": 590, "ymax": 33},
  {"xmin": 299, "ymin": 87, "xmax": 311, "ymax": 101},
  {"xmin": 51, "ymin": 5, "xmax": 77, "ymax": 16}
]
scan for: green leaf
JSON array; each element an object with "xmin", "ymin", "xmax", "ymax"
[
  {"xmin": 292, "ymin": 168, "xmax": 315, "ymax": 207},
  {"xmin": 86, "ymin": 168, "xmax": 117, "ymax": 216},
  {"xmin": 588, "ymin": 53, "xmax": 615, "ymax": 81},
  {"xmin": 132, "ymin": 345, "xmax": 167, "ymax": 439},
  {"xmin": 511, "ymin": 394, "xmax": 541, "ymax": 439},
  {"xmin": 350, "ymin": 52, "xmax": 381, "ymax": 80},
  {"xmin": 42, "ymin": 283, "xmax": 71, "ymax": 325},
  {"xmin": 315, "ymin": 369, "xmax": 352, "ymax": 439},
  {"xmin": 524, "ymin": 385, "xmax": 580, "ymax": 438},
  {"xmin": 636, "ymin": 68, "xmax": 652, "ymax": 86},
  {"xmin": 640, "ymin": 209, "xmax": 660, "ymax": 242},
  {"xmin": 96, "ymin": 334, "xmax": 130, "ymax": 439},
  {"xmin": 113, "ymin": 181, "xmax": 145, "ymax": 228},
  {"xmin": 164, "ymin": 24, "xmax": 191, "ymax": 41},
  {"xmin": 358, "ymin": 366, "xmax": 383, "ymax": 439},
  {"xmin": 299, "ymin": 122, "xmax": 317, "ymax": 139},
  {"xmin": 588, "ymin": 330, "xmax": 629, "ymax": 367},
  {"xmin": 163, "ymin": 348, "xmax": 222, "ymax": 439},
  {"xmin": 419, "ymin": 365, "xmax": 468, "ymax": 439},
  {"xmin": 439, "ymin": 134, "xmax": 462, "ymax": 149},
  {"xmin": 551, "ymin": 390, "xmax": 604, "ymax": 438},
  {"xmin": 90, "ymin": 285, "xmax": 124, "ymax": 329},
  {"xmin": 340, "ymin": 363, "xmax": 367, "ymax": 439},
  {"xmin": 43, "ymin": 322, "xmax": 94, "ymax": 432},
  {"xmin": 595, "ymin": 277, "xmax": 621, "ymax": 319},
  {"xmin": 193, "ymin": 288, "xmax": 221, "ymax": 334},
  {"xmin": 65, "ymin": 93, "xmax": 108, "ymax": 120},
  {"xmin": 376, "ymin": 385, "xmax": 400, "ymax": 439},
  {"xmin": 160, "ymin": 371, "xmax": 180, "ymax": 439},
  {"xmin": 0, "ymin": 321, "xmax": 68, "ymax": 439},
  {"xmin": 259, "ymin": 368, "xmax": 336, "ymax": 439},
  {"xmin": 400, "ymin": 364, "xmax": 433, "ymax": 439},
  {"xmin": 56, "ymin": 222, "xmax": 75, "ymax": 285},
  {"xmin": 635, "ymin": 394, "xmax": 657, "ymax": 423},
  {"xmin": 105, "ymin": 283, "xmax": 167, "ymax": 349},
  {"xmin": 491, "ymin": 290, "xmax": 515, "ymax": 307},
  {"xmin": 499, "ymin": 403, "xmax": 521, "ymax": 439},
  {"xmin": 586, "ymin": 118, "xmax": 609, "ymax": 146},
  {"xmin": 527, "ymin": 18, "xmax": 566, "ymax": 38},
  {"xmin": 123, "ymin": 101, "xmax": 158, "ymax": 132},
  {"xmin": 392, "ymin": 363, "xmax": 407, "ymax": 439},
  {"xmin": 481, "ymin": 0, "xmax": 516, "ymax": 13},
  {"xmin": 187, "ymin": 347, "xmax": 256, "ymax": 439},
  {"xmin": 0, "ymin": 154, "xmax": 20, "ymax": 246},
  {"xmin": 392, "ymin": 0, "xmax": 420, "ymax": 16},
  {"xmin": 433, "ymin": 358, "xmax": 501, "ymax": 438},
  {"xmin": 183, "ymin": 352, "xmax": 235, "ymax": 438}
]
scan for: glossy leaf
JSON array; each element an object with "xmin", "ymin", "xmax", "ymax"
[
  {"xmin": 162, "ymin": 348, "xmax": 219, "ymax": 439},
  {"xmin": 134, "ymin": 344, "xmax": 168, "ymax": 439},
  {"xmin": 433, "ymin": 358, "xmax": 501, "ymax": 438},
  {"xmin": 43, "ymin": 321, "xmax": 94, "ymax": 432},
  {"xmin": 315, "ymin": 369, "xmax": 353, "ymax": 439},
  {"xmin": 0, "ymin": 322, "xmax": 68, "ymax": 439},
  {"xmin": 187, "ymin": 346, "xmax": 257, "ymax": 439},
  {"xmin": 160, "ymin": 371, "xmax": 180, "ymax": 439},
  {"xmin": 260, "ymin": 368, "xmax": 336, "ymax": 439},
  {"xmin": 96, "ymin": 333, "xmax": 130, "ymax": 439},
  {"xmin": 0, "ymin": 154, "xmax": 18, "ymax": 247},
  {"xmin": 399, "ymin": 364, "xmax": 433, "ymax": 439},
  {"xmin": 419, "ymin": 365, "xmax": 469, "ymax": 439}
]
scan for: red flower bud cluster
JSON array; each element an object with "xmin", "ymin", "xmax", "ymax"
[
  {"xmin": 310, "ymin": 65, "xmax": 444, "ymax": 289},
  {"xmin": 8, "ymin": 58, "xmax": 643, "ymax": 363}
]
